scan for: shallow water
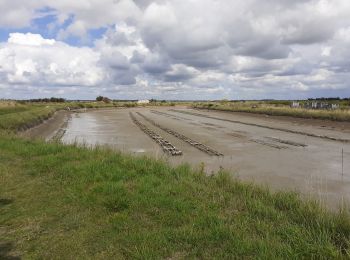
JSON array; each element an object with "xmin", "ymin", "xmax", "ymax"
[{"xmin": 62, "ymin": 107, "xmax": 350, "ymax": 210}]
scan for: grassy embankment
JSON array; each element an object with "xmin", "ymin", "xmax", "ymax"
[
  {"xmin": 193, "ymin": 101, "xmax": 350, "ymax": 122},
  {"xmin": 0, "ymin": 102, "xmax": 350, "ymax": 258}
]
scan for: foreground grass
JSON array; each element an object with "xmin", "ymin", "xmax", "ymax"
[
  {"xmin": 193, "ymin": 102, "xmax": 350, "ymax": 122},
  {"xmin": 0, "ymin": 135, "xmax": 349, "ymax": 258}
]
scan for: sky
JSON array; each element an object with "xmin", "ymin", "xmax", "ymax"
[{"xmin": 0, "ymin": 0, "xmax": 350, "ymax": 100}]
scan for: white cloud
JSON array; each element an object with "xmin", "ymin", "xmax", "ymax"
[
  {"xmin": 0, "ymin": 34, "xmax": 104, "ymax": 88},
  {"xmin": 292, "ymin": 82, "xmax": 309, "ymax": 91},
  {"xmin": 321, "ymin": 46, "xmax": 332, "ymax": 57},
  {"xmin": 0, "ymin": 0, "xmax": 350, "ymax": 99},
  {"xmin": 8, "ymin": 33, "xmax": 56, "ymax": 46}
]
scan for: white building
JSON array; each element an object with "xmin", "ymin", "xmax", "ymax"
[
  {"xmin": 331, "ymin": 104, "xmax": 339, "ymax": 109},
  {"xmin": 291, "ymin": 102, "xmax": 300, "ymax": 108},
  {"xmin": 137, "ymin": 99, "xmax": 150, "ymax": 104}
]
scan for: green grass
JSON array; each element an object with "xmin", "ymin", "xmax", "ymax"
[
  {"xmin": 0, "ymin": 105, "xmax": 57, "ymax": 131},
  {"xmin": 0, "ymin": 135, "xmax": 349, "ymax": 259},
  {"xmin": 193, "ymin": 102, "xmax": 350, "ymax": 122}
]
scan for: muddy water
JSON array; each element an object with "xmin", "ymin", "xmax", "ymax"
[
  {"xmin": 62, "ymin": 109, "xmax": 163, "ymax": 156},
  {"xmin": 61, "ymin": 107, "xmax": 350, "ymax": 210}
]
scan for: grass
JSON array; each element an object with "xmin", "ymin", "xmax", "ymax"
[
  {"xmin": 0, "ymin": 135, "xmax": 349, "ymax": 259},
  {"xmin": 193, "ymin": 102, "xmax": 350, "ymax": 122},
  {"xmin": 0, "ymin": 102, "xmax": 349, "ymax": 258},
  {"xmin": 0, "ymin": 104, "xmax": 57, "ymax": 131}
]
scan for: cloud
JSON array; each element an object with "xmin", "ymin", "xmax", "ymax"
[
  {"xmin": 0, "ymin": 34, "xmax": 104, "ymax": 88},
  {"xmin": 163, "ymin": 64, "xmax": 199, "ymax": 82},
  {"xmin": 8, "ymin": 33, "xmax": 56, "ymax": 46},
  {"xmin": 0, "ymin": 0, "xmax": 350, "ymax": 99}
]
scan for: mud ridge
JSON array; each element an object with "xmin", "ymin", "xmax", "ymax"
[
  {"xmin": 265, "ymin": 137, "xmax": 307, "ymax": 147},
  {"xmin": 151, "ymin": 110, "xmax": 226, "ymax": 129},
  {"xmin": 137, "ymin": 112, "xmax": 223, "ymax": 156},
  {"xmin": 51, "ymin": 128, "xmax": 66, "ymax": 142},
  {"xmin": 129, "ymin": 112, "xmax": 182, "ymax": 156},
  {"xmin": 251, "ymin": 139, "xmax": 287, "ymax": 149},
  {"xmin": 171, "ymin": 109, "xmax": 350, "ymax": 143},
  {"xmin": 150, "ymin": 110, "xmax": 191, "ymax": 121},
  {"xmin": 49, "ymin": 114, "xmax": 70, "ymax": 142}
]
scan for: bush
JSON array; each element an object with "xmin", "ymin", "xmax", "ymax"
[{"xmin": 96, "ymin": 96, "xmax": 104, "ymax": 102}]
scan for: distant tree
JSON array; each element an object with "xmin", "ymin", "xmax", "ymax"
[
  {"xmin": 50, "ymin": 97, "xmax": 65, "ymax": 102},
  {"xmin": 28, "ymin": 97, "xmax": 65, "ymax": 103},
  {"xmin": 96, "ymin": 96, "xmax": 104, "ymax": 101}
]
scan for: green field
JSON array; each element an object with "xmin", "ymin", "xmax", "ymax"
[
  {"xmin": 0, "ymin": 102, "xmax": 349, "ymax": 258},
  {"xmin": 193, "ymin": 101, "xmax": 350, "ymax": 122}
]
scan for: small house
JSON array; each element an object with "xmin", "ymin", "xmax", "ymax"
[
  {"xmin": 311, "ymin": 102, "xmax": 319, "ymax": 109},
  {"xmin": 137, "ymin": 99, "xmax": 150, "ymax": 104},
  {"xmin": 331, "ymin": 104, "xmax": 339, "ymax": 110},
  {"xmin": 290, "ymin": 102, "xmax": 300, "ymax": 108},
  {"xmin": 304, "ymin": 101, "xmax": 338, "ymax": 110}
]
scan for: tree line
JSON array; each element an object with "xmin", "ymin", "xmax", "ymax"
[{"xmin": 27, "ymin": 97, "xmax": 66, "ymax": 103}]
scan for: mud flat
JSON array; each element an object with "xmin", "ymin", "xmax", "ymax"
[
  {"xmin": 31, "ymin": 107, "xmax": 350, "ymax": 210},
  {"xmin": 20, "ymin": 110, "xmax": 71, "ymax": 141}
]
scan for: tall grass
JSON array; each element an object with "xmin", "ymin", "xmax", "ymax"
[
  {"xmin": 0, "ymin": 105, "xmax": 57, "ymax": 131},
  {"xmin": 0, "ymin": 135, "xmax": 349, "ymax": 258},
  {"xmin": 193, "ymin": 102, "xmax": 350, "ymax": 121}
]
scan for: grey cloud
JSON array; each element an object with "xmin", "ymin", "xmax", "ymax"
[
  {"xmin": 105, "ymin": 30, "xmax": 134, "ymax": 46},
  {"xmin": 110, "ymin": 70, "xmax": 137, "ymax": 85},
  {"xmin": 141, "ymin": 52, "xmax": 171, "ymax": 74},
  {"xmin": 163, "ymin": 65, "xmax": 197, "ymax": 82},
  {"xmin": 236, "ymin": 39, "xmax": 291, "ymax": 60},
  {"xmin": 130, "ymin": 51, "xmax": 145, "ymax": 64},
  {"xmin": 282, "ymin": 21, "xmax": 335, "ymax": 45},
  {"xmin": 1, "ymin": 0, "xmax": 350, "ymax": 99},
  {"xmin": 101, "ymin": 51, "xmax": 130, "ymax": 70}
]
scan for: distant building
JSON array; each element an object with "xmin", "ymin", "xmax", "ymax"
[
  {"xmin": 137, "ymin": 99, "xmax": 150, "ymax": 104},
  {"xmin": 331, "ymin": 104, "xmax": 339, "ymax": 109},
  {"xmin": 290, "ymin": 102, "xmax": 300, "ymax": 108},
  {"xmin": 304, "ymin": 101, "xmax": 339, "ymax": 110}
]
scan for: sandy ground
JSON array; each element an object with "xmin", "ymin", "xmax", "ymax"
[{"xmin": 24, "ymin": 107, "xmax": 350, "ymax": 210}]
